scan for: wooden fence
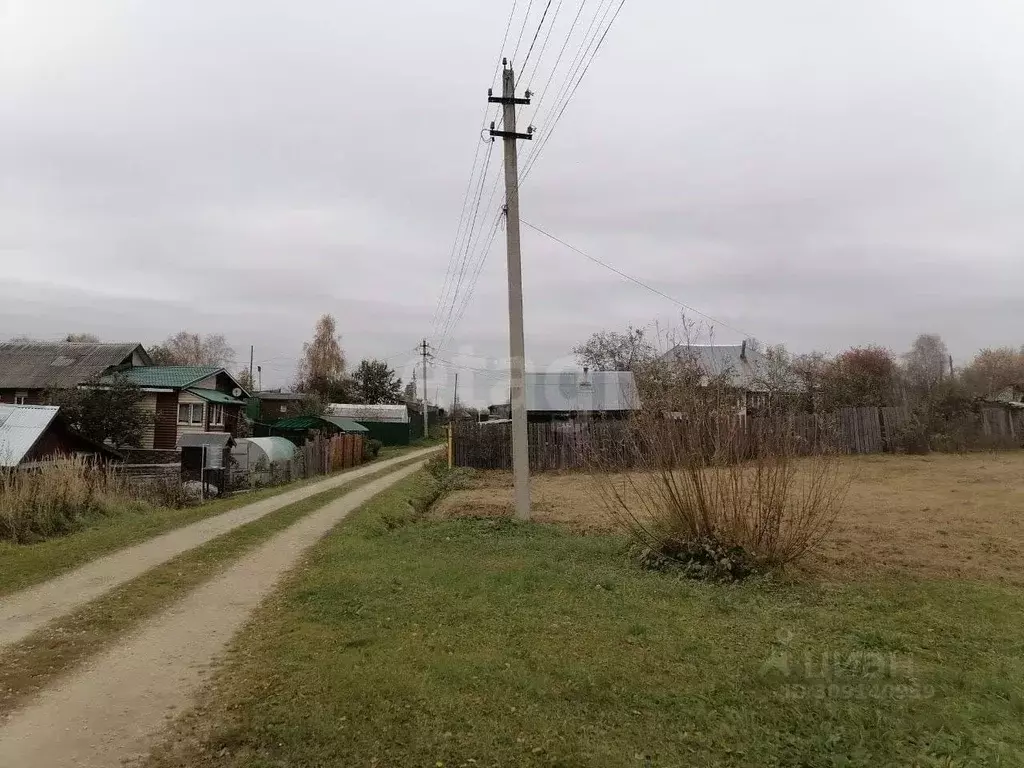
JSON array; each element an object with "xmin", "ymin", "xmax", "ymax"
[{"xmin": 452, "ymin": 407, "xmax": 1024, "ymax": 471}]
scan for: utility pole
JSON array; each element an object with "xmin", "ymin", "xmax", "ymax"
[
  {"xmin": 489, "ymin": 60, "xmax": 533, "ymax": 521},
  {"xmin": 249, "ymin": 345, "xmax": 254, "ymax": 390},
  {"xmin": 420, "ymin": 338, "xmax": 431, "ymax": 439},
  {"xmin": 452, "ymin": 372, "xmax": 459, "ymax": 419}
]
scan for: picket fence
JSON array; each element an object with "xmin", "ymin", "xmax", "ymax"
[{"xmin": 452, "ymin": 406, "xmax": 1024, "ymax": 471}]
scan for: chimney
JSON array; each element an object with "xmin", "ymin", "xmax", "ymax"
[{"xmin": 740, "ymin": 340, "xmax": 747, "ymax": 361}]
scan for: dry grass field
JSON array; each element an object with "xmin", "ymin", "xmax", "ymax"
[{"xmin": 433, "ymin": 451, "xmax": 1024, "ymax": 583}]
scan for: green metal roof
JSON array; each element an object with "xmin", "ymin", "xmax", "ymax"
[
  {"xmin": 187, "ymin": 387, "xmax": 246, "ymax": 405},
  {"xmin": 101, "ymin": 366, "xmax": 222, "ymax": 389},
  {"xmin": 328, "ymin": 417, "xmax": 369, "ymax": 433},
  {"xmin": 270, "ymin": 414, "xmax": 369, "ymax": 433}
]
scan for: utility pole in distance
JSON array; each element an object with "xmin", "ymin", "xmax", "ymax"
[
  {"xmin": 489, "ymin": 60, "xmax": 533, "ymax": 521},
  {"xmin": 420, "ymin": 338, "xmax": 431, "ymax": 439}
]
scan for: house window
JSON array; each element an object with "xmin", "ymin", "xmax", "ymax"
[
  {"xmin": 14, "ymin": 391, "xmax": 28, "ymax": 405},
  {"xmin": 209, "ymin": 404, "xmax": 224, "ymax": 426},
  {"xmin": 178, "ymin": 403, "xmax": 204, "ymax": 425}
]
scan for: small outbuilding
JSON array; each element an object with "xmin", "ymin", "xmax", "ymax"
[
  {"xmin": 0, "ymin": 404, "xmax": 123, "ymax": 468},
  {"xmin": 327, "ymin": 403, "xmax": 411, "ymax": 446},
  {"xmin": 254, "ymin": 414, "xmax": 369, "ymax": 445}
]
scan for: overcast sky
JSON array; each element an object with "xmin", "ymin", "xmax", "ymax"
[{"xmin": 2, "ymin": 1, "xmax": 1022, "ymax": 406}]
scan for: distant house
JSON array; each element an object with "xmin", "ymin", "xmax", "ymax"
[
  {"xmin": 246, "ymin": 391, "xmax": 307, "ymax": 423},
  {"xmin": 660, "ymin": 341, "xmax": 801, "ymax": 416},
  {"xmin": 0, "ymin": 341, "xmax": 151, "ymax": 405},
  {"xmin": 99, "ymin": 366, "xmax": 249, "ymax": 451},
  {"xmin": 328, "ymin": 403, "xmax": 411, "ymax": 445},
  {"xmin": 407, "ymin": 401, "xmax": 445, "ymax": 438},
  {"xmin": 525, "ymin": 369, "xmax": 641, "ymax": 422},
  {"xmin": 0, "ymin": 404, "xmax": 123, "ymax": 468}
]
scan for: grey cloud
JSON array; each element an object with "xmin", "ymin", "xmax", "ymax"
[{"xmin": 2, "ymin": 0, "xmax": 1023, "ymax": 405}]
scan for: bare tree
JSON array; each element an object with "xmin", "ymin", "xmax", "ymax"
[
  {"xmin": 572, "ymin": 325, "xmax": 655, "ymax": 371},
  {"xmin": 65, "ymin": 333, "xmax": 101, "ymax": 343},
  {"xmin": 903, "ymin": 333, "xmax": 950, "ymax": 391},
  {"xmin": 235, "ymin": 368, "xmax": 255, "ymax": 392},
  {"xmin": 148, "ymin": 332, "xmax": 235, "ymax": 366},
  {"xmin": 295, "ymin": 314, "xmax": 347, "ymax": 401},
  {"xmin": 962, "ymin": 347, "xmax": 1024, "ymax": 398}
]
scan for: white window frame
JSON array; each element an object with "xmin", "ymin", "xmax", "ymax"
[
  {"xmin": 14, "ymin": 391, "xmax": 28, "ymax": 405},
  {"xmin": 209, "ymin": 403, "xmax": 224, "ymax": 426},
  {"xmin": 177, "ymin": 403, "xmax": 204, "ymax": 425}
]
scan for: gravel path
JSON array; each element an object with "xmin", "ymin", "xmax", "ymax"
[
  {"xmin": 0, "ymin": 457, "xmax": 428, "ymax": 768},
  {"xmin": 0, "ymin": 447, "xmax": 437, "ymax": 649}
]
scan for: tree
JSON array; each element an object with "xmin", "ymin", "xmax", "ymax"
[
  {"xmin": 791, "ymin": 351, "xmax": 830, "ymax": 412},
  {"xmin": 65, "ymin": 333, "xmax": 101, "ymax": 343},
  {"xmin": 962, "ymin": 347, "xmax": 1024, "ymax": 398},
  {"xmin": 903, "ymin": 333, "xmax": 950, "ymax": 391},
  {"xmin": 403, "ymin": 375, "xmax": 417, "ymax": 403},
  {"xmin": 821, "ymin": 346, "xmax": 900, "ymax": 407},
  {"xmin": 47, "ymin": 374, "xmax": 149, "ymax": 448},
  {"xmin": 572, "ymin": 325, "xmax": 655, "ymax": 372},
  {"xmin": 351, "ymin": 359, "xmax": 403, "ymax": 404},
  {"xmin": 235, "ymin": 368, "xmax": 255, "ymax": 393},
  {"xmin": 295, "ymin": 314, "xmax": 347, "ymax": 401},
  {"xmin": 148, "ymin": 332, "xmax": 234, "ymax": 366}
]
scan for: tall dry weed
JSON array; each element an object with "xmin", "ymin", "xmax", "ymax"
[
  {"xmin": 592, "ymin": 357, "xmax": 850, "ymax": 576},
  {"xmin": 0, "ymin": 457, "xmax": 148, "ymax": 544}
]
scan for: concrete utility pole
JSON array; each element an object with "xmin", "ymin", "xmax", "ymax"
[
  {"xmin": 420, "ymin": 338, "xmax": 431, "ymax": 439},
  {"xmin": 249, "ymin": 345, "xmax": 254, "ymax": 390},
  {"xmin": 489, "ymin": 60, "xmax": 533, "ymax": 521},
  {"xmin": 452, "ymin": 372, "xmax": 459, "ymax": 418}
]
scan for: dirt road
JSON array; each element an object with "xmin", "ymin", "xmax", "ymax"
[
  {"xmin": 0, "ymin": 457, "xmax": 428, "ymax": 768},
  {"xmin": 0, "ymin": 447, "xmax": 437, "ymax": 649}
]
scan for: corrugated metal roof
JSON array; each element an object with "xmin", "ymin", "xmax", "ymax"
[
  {"xmin": 103, "ymin": 366, "xmax": 222, "ymax": 389},
  {"xmin": 525, "ymin": 371, "xmax": 641, "ymax": 413},
  {"xmin": 0, "ymin": 404, "xmax": 60, "ymax": 467},
  {"xmin": 186, "ymin": 388, "xmax": 246, "ymax": 405},
  {"xmin": 0, "ymin": 342, "xmax": 149, "ymax": 389},
  {"xmin": 270, "ymin": 414, "xmax": 371, "ymax": 433},
  {"xmin": 327, "ymin": 403, "xmax": 410, "ymax": 423},
  {"xmin": 328, "ymin": 417, "xmax": 369, "ymax": 433},
  {"xmin": 177, "ymin": 432, "xmax": 235, "ymax": 449}
]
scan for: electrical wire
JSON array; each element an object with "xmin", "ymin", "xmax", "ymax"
[
  {"xmin": 521, "ymin": 218, "xmax": 758, "ymax": 340},
  {"xmin": 521, "ymin": 0, "xmax": 626, "ymax": 184},
  {"xmin": 520, "ymin": 0, "xmax": 555, "ymax": 79}
]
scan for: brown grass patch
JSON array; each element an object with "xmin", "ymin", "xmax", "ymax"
[{"xmin": 433, "ymin": 452, "xmax": 1024, "ymax": 583}]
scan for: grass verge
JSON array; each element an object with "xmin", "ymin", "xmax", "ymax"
[
  {"xmin": 0, "ymin": 455, "xmax": 429, "ymax": 718},
  {"xmin": 0, "ymin": 444, "xmax": 433, "ymax": 597},
  {"xmin": 147, "ymin": 469, "xmax": 1024, "ymax": 767}
]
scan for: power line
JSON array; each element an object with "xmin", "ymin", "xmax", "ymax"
[
  {"xmin": 521, "ymin": 218, "xmax": 758, "ymax": 340},
  {"xmin": 520, "ymin": 0, "xmax": 555, "ymax": 78},
  {"xmin": 430, "ymin": 1, "xmax": 521, "ymax": 339},
  {"xmin": 521, "ymin": 0, "xmax": 626, "ymax": 184},
  {"xmin": 510, "ymin": 0, "xmax": 537, "ymax": 63}
]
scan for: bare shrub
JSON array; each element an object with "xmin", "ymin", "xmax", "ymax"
[
  {"xmin": 591, "ymin": 349, "xmax": 850, "ymax": 578},
  {"xmin": 0, "ymin": 458, "xmax": 150, "ymax": 544}
]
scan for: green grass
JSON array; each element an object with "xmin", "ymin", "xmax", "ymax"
[
  {"xmin": 0, "ymin": 455, "xmax": 429, "ymax": 717},
  {"xmin": 0, "ymin": 444, "xmax": 433, "ymax": 597},
  {"xmin": 147, "ymin": 470, "xmax": 1024, "ymax": 768}
]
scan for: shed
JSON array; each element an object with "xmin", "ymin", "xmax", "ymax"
[
  {"xmin": 327, "ymin": 403, "xmax": 411, "ymax": 445},
  {"xmin": 253, "ymin": 414, "xmax": 368, "ymax": 445},
  {"xmin": 0, "ymin": 404, "xmax": 124, "ymax": 467}
]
